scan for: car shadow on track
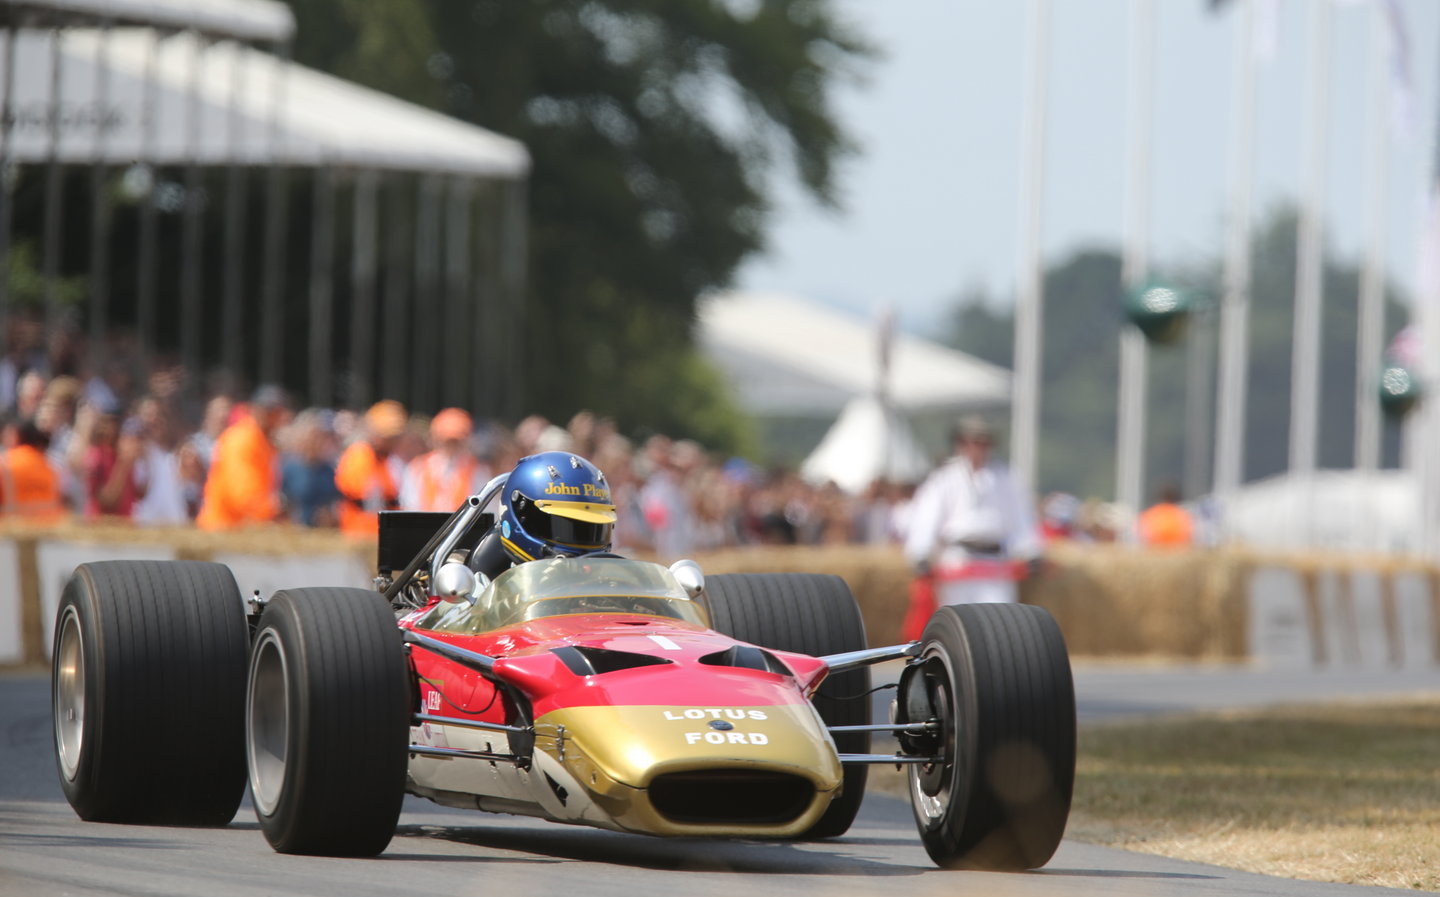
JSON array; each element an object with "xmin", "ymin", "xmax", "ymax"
[
  {"xmin": 836, "ymin": 835, "xmax": 927, "ymax": 847},
  {"xmin": 0, "ymin": 830, "xmax": 183, "ymax": 850},
  {"xmin": 380, "ymin": 850, "xmax": 563, "ymax": 865},
  {"xmin": 396, "ymin": 824, "xmax": 923, "ymax": 876},
  {"xmin": 1039, "ymin": 868, "xmax": 1219, "ymax": 881}
]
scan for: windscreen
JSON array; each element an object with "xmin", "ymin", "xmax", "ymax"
[{"xmin": 420, "ymin": 557, "xmax": 708, "ymax": 634}]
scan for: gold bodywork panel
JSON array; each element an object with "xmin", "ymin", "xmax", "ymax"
[{"xmin": 534, "ymin": 703, "xmax": 844, "ymax": 837}]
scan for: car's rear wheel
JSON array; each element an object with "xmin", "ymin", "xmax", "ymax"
[
  {"xmin": 901, "ymin": 603, "xmax": 1075, "ymax": 870},
  {"xmin": 704, "ymin": 572, "xmax": 869, "ymax": 839},
  {"xmin": 52, "ymin": 560, "xmax": 249, "ymax": 825},
  {"xmin": 247, "ymin": 587, "xmax": 410, "ymax": 856}
]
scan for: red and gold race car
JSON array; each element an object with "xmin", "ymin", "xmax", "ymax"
[{"xmin": 51, "ymin": 479, "xmax": 1075, "ymax": 871}]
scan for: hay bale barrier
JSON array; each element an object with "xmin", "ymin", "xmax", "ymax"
[
  {"xmin": 696, "ymin": 542, "xmax": 1254, "ymax": 659},
  {"xmin": 697, "ymin": 542, "xmax": 1439, "ymax": 664},
  {"xmin": 1021, "ymin": 542, "xmax": 1251, "ymax": 660},
  {"xmin": 2, "ymin": 521, "xmax": 1436, "ymax": 667},
  {"xmin": 0, "ymin": 522, "xmax": 372, "ymax": 668},
  {"xmin": 694, "ymin": 545, "xmax": 914, "ymax": 649}
]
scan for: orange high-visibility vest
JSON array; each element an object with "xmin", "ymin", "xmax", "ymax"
[
  {"xmin": 1137, "ymin": 502, "xmax": 1194, "ymax": 547},
  {"xmin": 0, "ymin": 444, "xmax": 64, "ymax": 521},
  {"xmin": 335, "ymin": 440, "xmax": 398, "ymax": 538},
  {"xmin": 406, "ymin": 451, "xmax": 480, "ymax": 513},
  {"xmin": 196, "ymin": 413, "xmax": 281, "ymax": 530}
]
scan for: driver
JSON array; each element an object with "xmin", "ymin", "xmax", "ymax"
[{"xmin": 468, "ymin": 451, "xmax": 618, "ymax": 579}]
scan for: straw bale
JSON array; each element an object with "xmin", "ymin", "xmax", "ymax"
[
  {"xmin": 3, "ymin": 520, "xmax": 1434, "ymax": 664},
  {"xmin": 693, "ymin": 545, "xmax": 913, "ymax": 648},
  {"xmin": 1022, "ymin": 543, "xmax": 1251, "ymax": 659},
  {"xmin": 0, "ymin": 518, "xmax": 372, "ymax": 563},
  {"xmin": 693, "ymin": 543, "xmax": 1255, "ymax": 658}
]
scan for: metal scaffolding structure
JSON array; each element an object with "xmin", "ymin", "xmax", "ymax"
[{"xmin": 0, "ymin": 6, "xmax": 529, "ymax": 417}]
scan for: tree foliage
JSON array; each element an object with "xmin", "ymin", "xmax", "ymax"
[
  {"xmin": 2, "ymin": 241, "xmax": 88, "ymax": 310},
  {"xmin": 285, "ymin": 0, "xmax": 869, "ymax": 450},
  {"xmin": 941, "ymin": 208, "xmax": 1408, "ymax": 500}
]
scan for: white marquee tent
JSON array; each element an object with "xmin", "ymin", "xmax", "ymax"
[
  {"xmin": 1221, "ymin": 470, "xmax": 1421, "ymax": 554},
  {"xmin": 698, "ymin": 292, "xmax": 1011, "ymax": 491},
  {"xmin": 2, "ymin": 0, "xmax": 293, "ymax": 42},
  {"xmin": 0, "ymin": 29, "xmax": 528, "ymax": 176},
  {"xmin": 798, "ymin": 394, "xmax": 934, "ymax": 492},
  {"xmin": 697, "ymin": 291, "xmax": 1011, "ymax": 415},
  {"xmin": 0, "ymin": 21, "xmax": 530, "ymax": 415}
]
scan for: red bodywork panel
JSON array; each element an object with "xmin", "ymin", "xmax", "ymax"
[{"xmin": 400, "ymin": 608, "xmax": 831, "ymax": 726}]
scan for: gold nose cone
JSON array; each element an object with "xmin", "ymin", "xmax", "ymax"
[
  {"xmin": 535, "ymin": 703, "xmax": 845, "ymax": 837},
  {"xmin": 537, "ymin": 703, "xmax": 843, "ymax": 790}
]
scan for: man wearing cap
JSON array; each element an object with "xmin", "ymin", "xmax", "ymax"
[
  {"xmin": 902, "ymin": 416, "xmax": 1041, "ymax": 621},
  {"xmin": 400, "ymin": 407, "xmax": 490, "ymax": 513},
  {"xmin": 197, "ymin": 386, "xmax": 292, "ymax": 530},
  {"xmin": 334, "ymin": 400, "xmax": 407, "ymax": 538}
]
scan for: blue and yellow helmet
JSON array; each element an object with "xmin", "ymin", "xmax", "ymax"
[{"xmin": 499, "ymin": 451, "xmax": 617, "ymax": 562}]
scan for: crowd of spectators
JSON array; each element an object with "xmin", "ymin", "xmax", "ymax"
[
  {"xmin": 0, "ymin": 322, "xmax": 1195, "ymax": 555},
  {"xmin": 0, "ymin": 336, "xmax": 928, "ymax": 557}
]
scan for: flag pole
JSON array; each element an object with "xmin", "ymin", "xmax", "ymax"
[
  {"xmin": 1011, "ymin": 0, "xmax": 1051, "ymax": 492},
  {"xmin": 1418, "ymin": 4, "xmax": 1440, "ymax": 559},
  {"xmin": 1288, "ymin": 0, "xmax": 1332, "ymax": 548},
  {"xmin": 1355, "ymin": 4, "xmax": 1391, "ymax": 548},
  {"xmin": 1116, "ymin": 0, "xmax": 1155, "ymax": 522},
  {"xmin": 1213, "ymin": 0, "xmax": 1258, "ymax": 518}
]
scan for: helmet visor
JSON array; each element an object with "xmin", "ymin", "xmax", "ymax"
[
  {"xmin": 514, "ymin": 496, "xmax": 613, "ymax": 550},
  {"xmin": 538, "ymin": 515, "xmax": 612, "ymax": 550}
]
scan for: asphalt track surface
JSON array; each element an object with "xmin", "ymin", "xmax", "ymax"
[{"xmin": 5, "ymin": 665, "xmax": 1435, "ymax": 897}]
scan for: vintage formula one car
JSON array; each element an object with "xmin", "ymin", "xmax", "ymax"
[{"xmin": 51, "ymin": 476, "xmax": 1076, "ymax": 870}]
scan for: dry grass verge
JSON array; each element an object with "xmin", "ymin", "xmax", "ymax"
[
  {"xmin": 1069, "ymin": 700, "xmax": 1440, "ymax": 890},
  {"xmin": 869, "ymin": 699, "xmax": 1440, "ymax": 889}
]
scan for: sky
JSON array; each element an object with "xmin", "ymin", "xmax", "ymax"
[{"xmin": 734, "ymin": 0, "xmax": 1440, "ymax": 339}]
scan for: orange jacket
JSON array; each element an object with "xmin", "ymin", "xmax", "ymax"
[
  {"xmin": 335, "ymin": 440, "xmax": 399, "ymax": 537},
  {"xmin": 1137, "ymin": 502, "xmax": 1194, "ymax": 547},
  {"xmin": 404, "ymin": 451, "xmax": 482, "ymax": 513},
  {"xmin": 0, "ymin": 444, "xmax": 64, "ymax": 521},
  {"xmin": 197, "ymin": 413, "xmax": 280, "ymax": 530}
]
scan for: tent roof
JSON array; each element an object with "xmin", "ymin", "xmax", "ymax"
[
  {"xmin": 1, "ymin": 29, "xmax": 529, "ymax": 178},
  {"xmin": 800, "ymin": 395, "xmax": 934, "ymax": 493},
  {"xmin": 2, "ymin": 0, "xmax": 293, "ymax": 43},
  {"xmin": 697, "ymin": 291, "xmax": 1011, "ymax": 415}
]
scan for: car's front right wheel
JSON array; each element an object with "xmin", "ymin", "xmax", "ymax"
[{"xmin": 247, "ymin": 587, "xmax": 410, "ymax": 856}]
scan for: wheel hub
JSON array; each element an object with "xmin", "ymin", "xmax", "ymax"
[
  {"xmin": 247, "ymin": 632, "xmax": 290, "ymax": 815},
  {"xmin": 54, "ymin": 608, "xmax": 85, "ymax": 780},
  {"xmin": 908, "ymin": 652, "xmax": 957, "ymax": 824}
]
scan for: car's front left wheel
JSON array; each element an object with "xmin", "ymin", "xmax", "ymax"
[{"xmin": 901, "ymin": 602, "xmax": 1075, "ymax": 870}]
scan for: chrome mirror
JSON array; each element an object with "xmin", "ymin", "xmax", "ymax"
[
  {"xmin": 669, "ymin": 559, "xmax": 705, "ymax": 598},
  {"xmin": 433, "ymin": 562, "xmax": 479, "ymax": 604}
]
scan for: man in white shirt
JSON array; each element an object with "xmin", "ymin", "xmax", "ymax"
[
  {"xmin": 903, "ymin": 416, "xmax": 1041, "ymax": 606},
  {"xmin": 129, "ymin": 397, "xmax": 189, "ymax": 526}
]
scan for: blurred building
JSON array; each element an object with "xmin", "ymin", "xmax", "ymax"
[
  {"xmin": 697, "ymin": 291, "xmax": 1011, "ymax": 479},
  {"xmin": 0, "ymin": 0, "xmax": 529, "ymax": 416},
  {"xmin": 1220, "ymin": 470, "xmax": 1420, "ymax": 554}
]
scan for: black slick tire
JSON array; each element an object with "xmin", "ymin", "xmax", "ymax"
[
  {"xmin": 704, "ymin": 572, "xmax": 869, "ymax": 839},
  {"xmin": 246, "ymin": 588, "xmax": 409, "ymax": 856},
  {"xmin": 52, "ymin": 560, "xmax": 250, "ymax": 825},
  {"xmin": 905, "ymin": 603, "xmax": 1075, "ymax": 870}
]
